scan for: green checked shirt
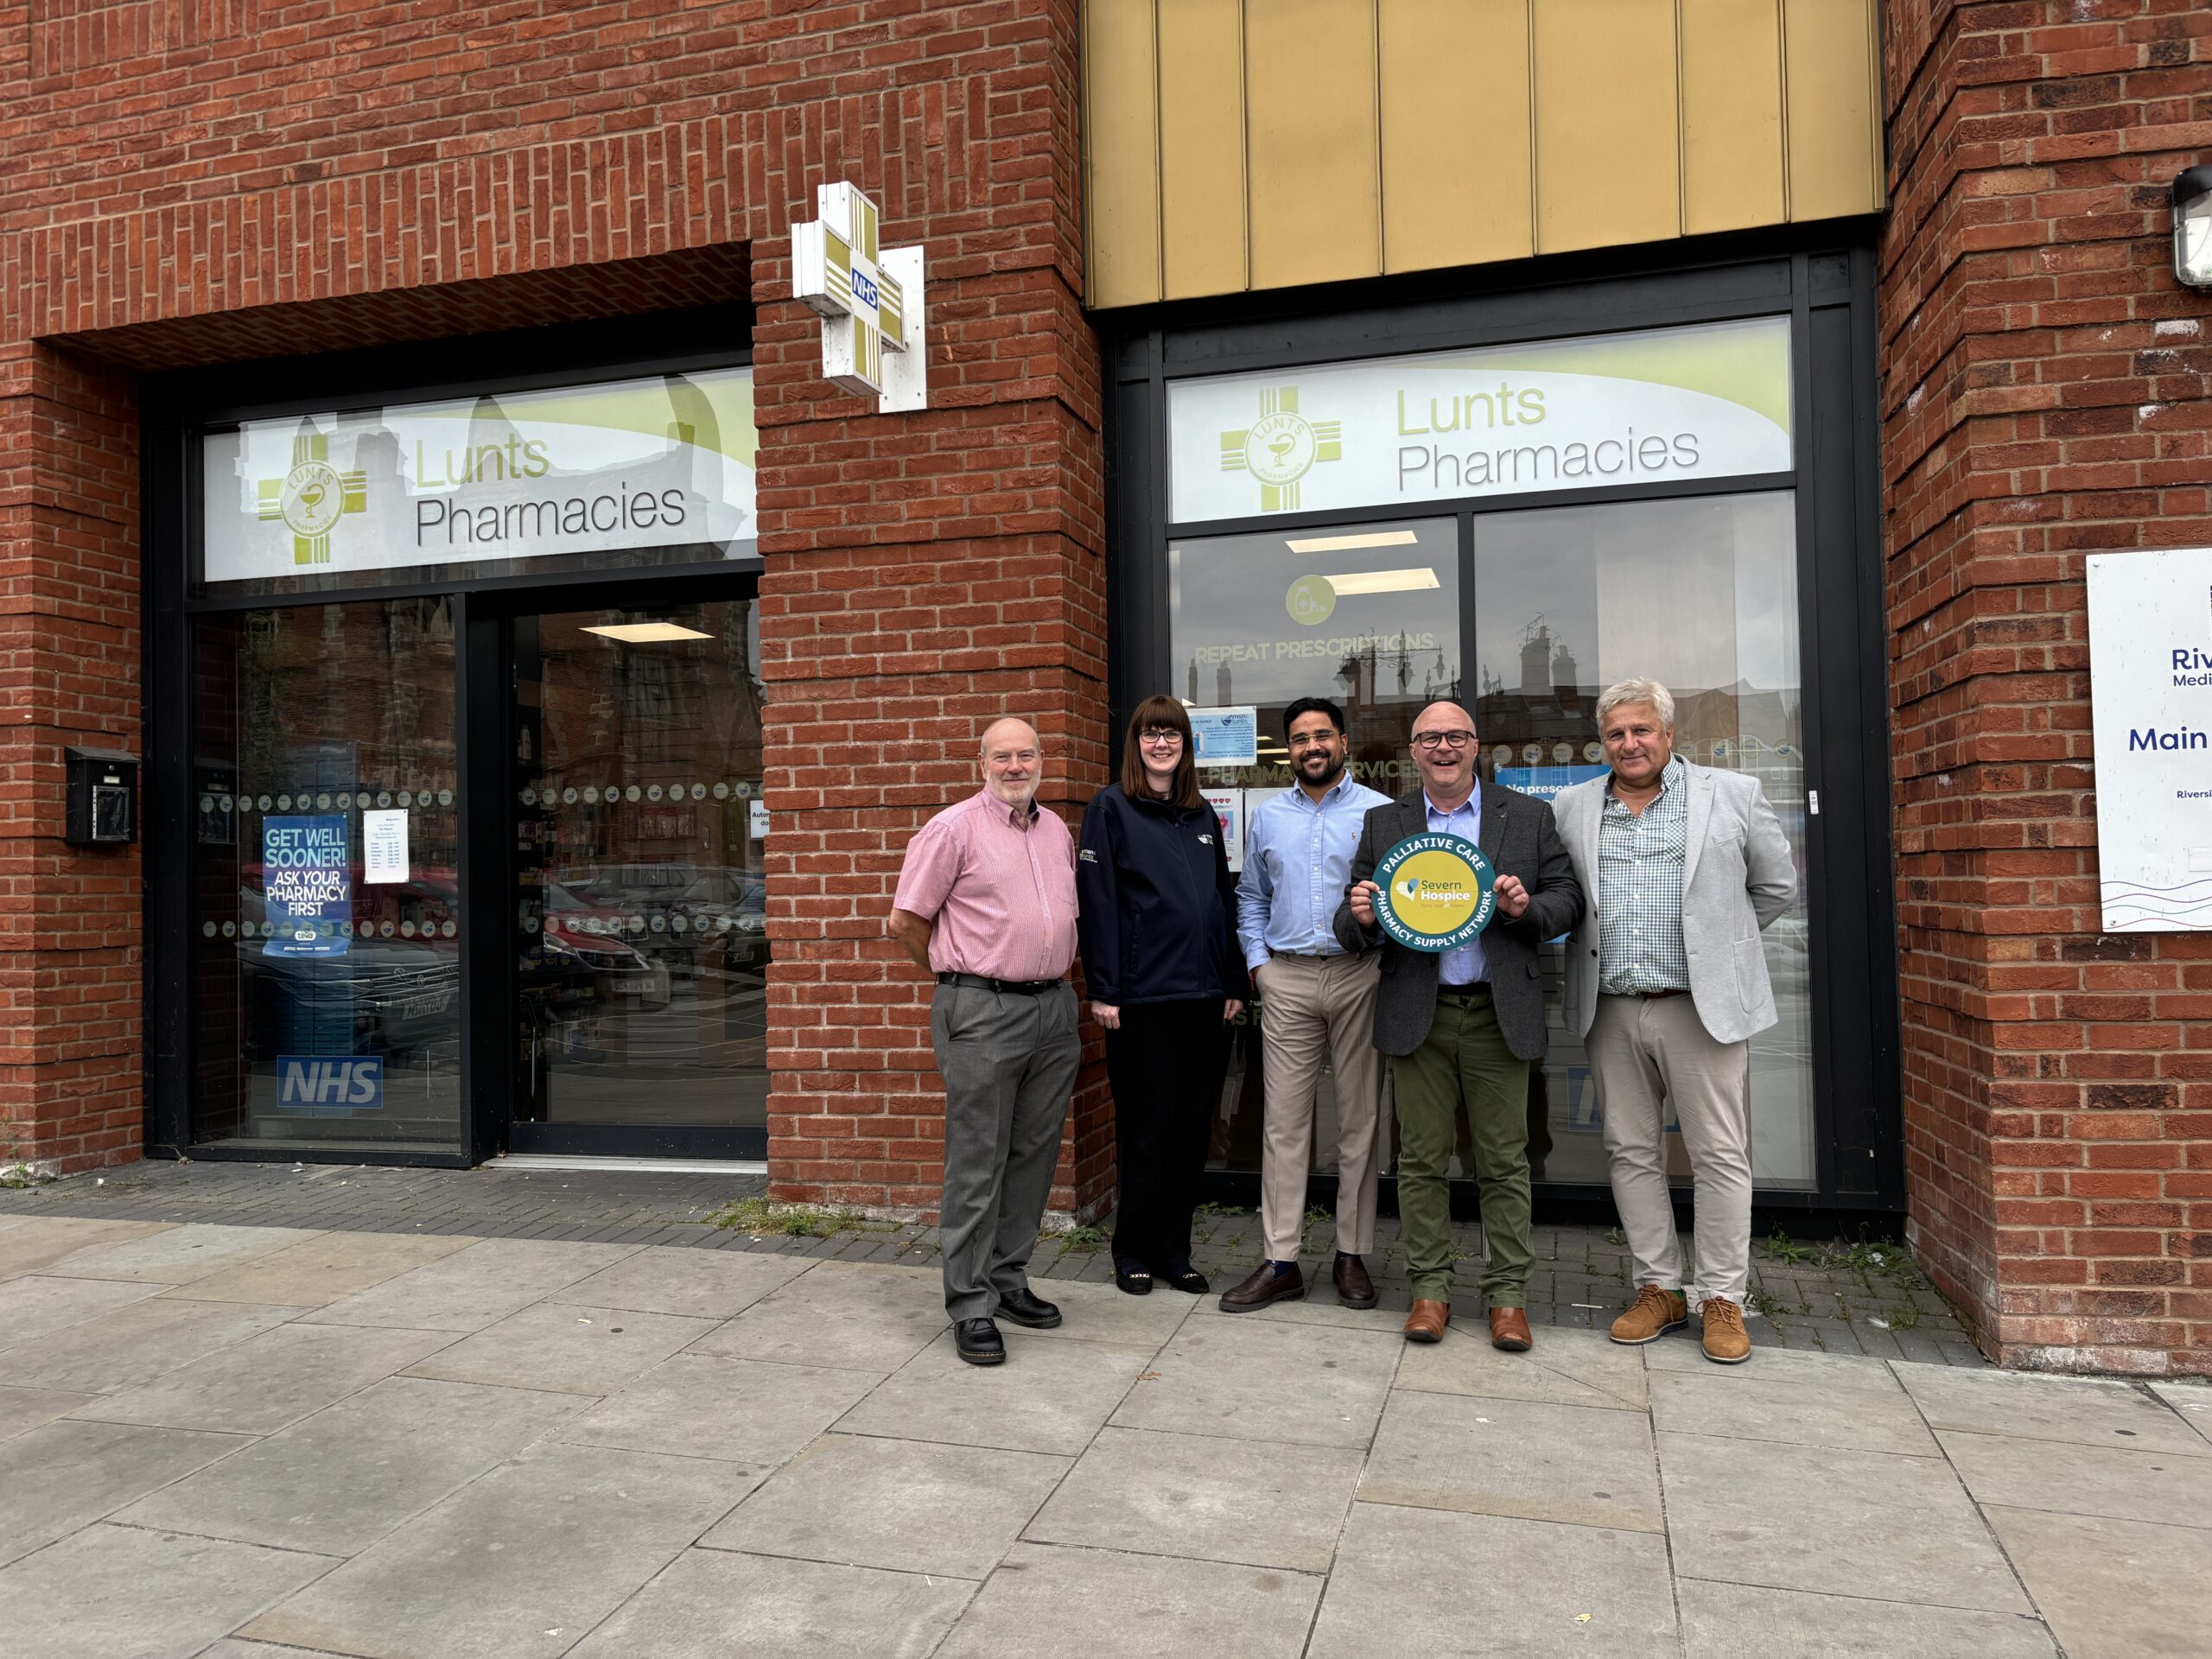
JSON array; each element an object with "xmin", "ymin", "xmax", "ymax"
[{"xmin": 1597, "ymin": 756, "xmax": 1691, "ymax": 995}]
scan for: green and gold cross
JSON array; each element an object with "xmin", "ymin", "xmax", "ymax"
[
  {"xmin": 791, "ymin": 182, "xmax": 919, "ymax": 407},
  {"xmin": 1219, "ymin": 385, "xmax": 1342, "ymax": 512},
  {"xmin": 257, "ymin": 429, "xmax": 367, "ymax": 565}
]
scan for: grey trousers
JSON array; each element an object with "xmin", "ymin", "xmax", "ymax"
[
  {"xmin": 931, "ymin": 980, "xmax": 1081, "ymax": 1321},
  {"xmin": 1590, "ymin": 992, "xmax": 1754, "ymax": 1308},
  {"xmin": 1254, "ymin": 952, "xmax": 1383, "ymax": 1261}
]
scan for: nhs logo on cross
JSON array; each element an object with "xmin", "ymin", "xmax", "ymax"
[{"xmin": 278, "ymin": 1056, "xmax": 383, "ymax": 1114}]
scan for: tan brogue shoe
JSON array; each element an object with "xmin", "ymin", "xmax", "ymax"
[
  {"xmin": 1701, "ymin": 1296, "xmax": 1752, "ymax": 1363},
  {"xmin": 1402, "ymin": 1300, "xmax": 1450, "ymax": 1343},
  {"xmin": 1488, "ymin": 1306, "xmax": 1533, "ymax": 1351},
  {"xmin": 1611, "ymin": 1285, "xmax": 1689, "ymax": 1344}
]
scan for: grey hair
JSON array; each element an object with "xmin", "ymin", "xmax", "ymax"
[{"xmin": 1595, "ymin": 678, "xmax": 1675, "ymax": 731}]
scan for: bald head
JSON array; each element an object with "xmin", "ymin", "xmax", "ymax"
[
  {"xmin": 979, "ymin": 717, "xmax": 1045, "ymax": 810},
  {"xmin": 1409, "ymin": 700, "xmax": 1478, "ymax": 807}
]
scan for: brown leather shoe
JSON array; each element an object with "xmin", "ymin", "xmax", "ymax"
[
  {"xmin": 1217, "ymin": 1261, "xmax": 1305, "ymax": 1313},
  {"xmin": 1402, "ymin": 1300, "xmax": 1450, "ymax": 1343},
  {"xmin": 1332, "ymin": 1254, "xmax": 1378, "ymax": 1309},
  {"xmin": 1611, "ymin": 1285, "xmax": 1689, "ymax": 1345},
  {"xmin": 1488, "ymin": 1306, "xmax": 1533, "ymax": 1351},
  {"xmin": 1701, "ymin": 1296, "xmax": 1752, "ymax": 1363}
]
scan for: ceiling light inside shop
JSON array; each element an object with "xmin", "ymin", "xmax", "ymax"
[
  {"xmin": 1284, "ymin": 530, "xmax": 1421, "ymax": 554},
  {"xmin": 581, "ymin": 623, "xmax": 714, "ymax": 644},
  {"xmin": 1319, "ymin": 568, "xmax": 1441, "ymax": 596}
]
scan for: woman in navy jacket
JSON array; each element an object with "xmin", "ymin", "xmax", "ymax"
[{"xmin": 1078, "ymin": 695, "xmax": 1246, "ymax": 1295}]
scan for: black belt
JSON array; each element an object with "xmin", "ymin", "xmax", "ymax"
[
  {"xmin": 1604, "ymin": 988, "xmax": 1688, "ymax": 1001},
  {"xmin": 1436, "ymin": 982, "xmax": 1492, "ymax": 1003},
  {"xmin": 938, "ymin": 972, "xmax": 1064, "ymax": 995}
]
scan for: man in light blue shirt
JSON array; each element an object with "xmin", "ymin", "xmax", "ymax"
[{"xmin": 1219, "ymin": 696, "xmax": 1393, "ymax": 1313}]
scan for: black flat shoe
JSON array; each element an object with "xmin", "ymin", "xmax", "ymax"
[
  {"xmin": 1161, "ymin": 1266, "xmax": 1209, "ymax": 1294},
  {"xmin": 997, "ymin": 1287, "xmax": 1062, "ymax": 1329},
  {"xmin": 954, "ymin": 1317, "xmax": 1006, "ymax": 1365},
  {"xmin": 1115, "ymin": 1262, "xmax": 1154, "ymax": 1296}
]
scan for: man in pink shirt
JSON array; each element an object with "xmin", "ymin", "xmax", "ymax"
[{"xmin": 889, "ymin": 716, "xmax": 1082, "ymax": 1366}]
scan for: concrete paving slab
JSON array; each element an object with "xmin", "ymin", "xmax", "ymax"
[
  {"xmin": 41, "ymin": 1224, "xmax": 321, "ymax": 1285},
  {"xmin": 118, "ymin": 1375, "xmax": 588, "ymax": 1557},
  {"xmin": 699, "ymin": 1433, "xmax": 1067, "ymax": 1580},
  {"xmin": 1984, "ymin": 1504, "xmax": 2212, "ymax": 1659},
  {"xmin": 836, "ymin": 1328, "xmax": 1154, "ymax": 1457},
  {"xmin": 559, "ymin": 1352, "xmax": 878, "ymax": 1468},
  {"xmin": 688, "ymin": 1261, "xmax": 949, "ymax": 1373},
  {"xmin": 297, "ymin": 1237, "xmax": 642, "ymax": 1332},
  {"xmin": 1108, "ymin": 1315, "xmax": 1400, "ymax": 1448},
  {"xmin": 198, "ymin": 1643, "xmax": 358, "ymax": 1659},
  {"xmin": 1395, "ymin": 1321, "xmax": 1647, "ymax": 1411},
  {"xmin": 1361, "ymin": 1388, "xmax": 1663, "ymax": 1533},
  {"xmin": 1900, "ymin": 1363, "xmax": 2212, "ymax": 1457},
  {"xmin": 935, "ymin": 1541, "xmax": 1322, "ymax": 1659},
  {"xmin": 994, "ymin": 1275, "xmax": 1198, "ymax": 1347},
  {"xmin": 2150, "ymin": 1381, "xmax": 2212, "ymax": 1448},
  {"xmin": 0, "ymin": 1382, "xmax": 96, "ymax": 1442},
  {"xmin": 1308, "ymin": 1501, "xmax": 1675, "ymax": 1657},
  {"xmin": 1659, "ymin": 1429, "xmax": 2031, "ymax": 1614},
  {"xmin": 555, "ymin": 1244, "xmax": 808, "ymax": 1320},
  {"xmin": 0, "ymin": 1217, "xmax": 171, "ymax": 1281},
  {"xmin": 1188, "ymin": 1293, "xmax": 1413, "ymax": 1334},
  {"xmin": 1649, "ymin": 1367, "xmax": 1942, "ymax": 1456},
  {"xmin": 0, "ymin": 1295, "xmax": 296, "ymax": 1394},
  {"xmin": 71, "ymin": 1319, "xmax": 455, "ymax": 1435},
  {"xmin": 1026, "ymin": 1424, "xmax": 1363, "ymax": 1573},
  {"xmin": 168, "ymin": 1230, "xmax": 474, "ymax": 1307},
  {"xmin": 239, "ymin": 1442, "xmax": 746, "ymax": 1659},
  {"xmin": 1641, "ymin": 1336, "xmax": 1903, "ymax": 1392},
  {"xmin": 0, "ymin": 1272, "xmax": 164, "ymax": 1352},
  {"xmin": 568, "ymin": 1547, "xmax": 974, "ymax": 1659},
  {"xmin": 1676, "ymin": 1580, "xmax": 2058, "ymax": 1656},
  {"xmin": 1936, "ymin": 1429, "xmax": 2212, "ymax": 1529},
  {"xmin": 401, "ymin": 1301, "xmax": 719, "ymax": 1396},
  {"xmin": 0, "ymin": 1523, "xmax": 335, "ymax": 1659},
  {"xmin": 0, "ymin": 1417, "xmax": 246, "ymax": 1567}
]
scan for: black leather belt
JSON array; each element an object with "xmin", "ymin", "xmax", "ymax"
[
  {"xmin": 1604, "ymin": 988, "xmax": 1688, "ymax": 1001},
  {"xmin": 938, "ymin": 972, "xmax": 1063, "ymax": 995},
  {"xmin": 1437, "ymin": 982, "xmax": 1492, "ymax": 1003}
]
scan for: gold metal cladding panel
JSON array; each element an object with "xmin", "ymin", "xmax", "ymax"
[
  {"xmin": 1245, "ymin": 0, "xmax": 1382, "ymax": 291},
  {"xmin": 1160, "ymin": 0, "xmax": 1248, "ymax": 301},
  {"xmin": 1380, "ymin": 0, "xmax": 1532, "ymax": 272},
  {"xmin": 1680, "ymin": 0, "xmax": 1785, "ymax": 236},
  {"xmin": 1083, "ymin": 0, "xmax": 1160, "ymax": 310},
  {"xmin": 1081, "ymin": 0, "xmax": 1884, "ymax": 308}
]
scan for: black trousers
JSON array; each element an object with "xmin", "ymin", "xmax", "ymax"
[{"xmin": 1104, "ymin": 999, "xmax": 1231, "ymax": 1271}]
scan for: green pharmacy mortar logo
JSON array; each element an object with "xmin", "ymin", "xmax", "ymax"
[
  {"xmin": 1220, "ymin": 385, "xmax": 1342, "ymax": 512},
  {"xmin": 257, "ymin": 431, "xmax": 367, "ymax": 566}
]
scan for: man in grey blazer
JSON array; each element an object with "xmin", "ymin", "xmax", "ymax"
[
  {"xmin": 1553, "ymin": 678, "xmax": 1796, "ymax": 1363},
  {"xmin": 1333, "ymin": 701, "xmax": 1583, "ymax": 1351}
]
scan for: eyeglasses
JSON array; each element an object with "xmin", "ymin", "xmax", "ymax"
[
  {"xmin": 1287, "ymin": 734, "xmax": 1339, "ymax": 751},
  {"xmin": 1410, "ymin": 730, "xmax": 1476, "ymax": 751},
  {"xmin": 1139, "ymin": 728, "xmax": 1184, "ymax": 747}
]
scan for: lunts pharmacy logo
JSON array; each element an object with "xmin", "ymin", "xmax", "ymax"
[
  {"xmin": 257, "ymin": 430, "xmax": 367, "ymax": 565},
  {"xmin": 1219, "ymin": 385, "xmax": 1342, "ymax": 512}
]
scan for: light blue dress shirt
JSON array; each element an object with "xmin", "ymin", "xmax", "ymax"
[
  {"xmin": 1425, "ymin": 786, "xmax": 1487, "ymax": 986},
  {"xmin": 1236, "ymin": 772, "xmax": 1393, "ymax": 969}
]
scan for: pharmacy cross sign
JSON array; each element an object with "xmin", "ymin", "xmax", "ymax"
[
  {"xmin": 791, "ymin": 181, "xmax": 927, "ymax": 413},
  {"xmin": 257, "ymin": 429, "xmax": 367, "ymax": 566}
]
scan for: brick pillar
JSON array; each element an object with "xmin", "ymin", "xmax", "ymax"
[
  {"xmin": 0, "ymin": 346, "xmax": 143, "ymax": 1176},
  {"xmin": 748, "ymin": 2, "xmax": 1114, "ymax": 1219},
  {"xmin": 1881, "ymin": 1, "xmax": 2212, "ymax": 1374}
]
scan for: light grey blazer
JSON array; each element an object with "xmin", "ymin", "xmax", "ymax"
[{"xmin": 1552, "ymin": 761, "xmax": 1797, "ymax": 1046}]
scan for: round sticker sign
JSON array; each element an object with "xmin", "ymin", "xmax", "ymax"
[{"xmin": 1371, "ymin": 832, "xmax": 1497, "ymax": 954}]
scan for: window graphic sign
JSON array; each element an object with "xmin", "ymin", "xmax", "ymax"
[
  {"xmin": 277, "ymin": 1056, "xmax": 385, "ymax": 1114},
  {"xmin": 1167, "ymin": 317, "xmax": 1791, "ymax": 524},
  {"xmin": 203, "ymin": 369, "xmax": 757, "ymax": 584},
  {"xmin": 2088, "ymin": 547, "xmax": 2212, "ymax": 931},
  {"xmin": 263, "ymin": 815, "xmax": 352, "ymax": 957}
]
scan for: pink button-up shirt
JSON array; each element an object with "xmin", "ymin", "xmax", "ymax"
[{"xmin": 893, "ymin": 790, "xmax": 1079, "ymax": 981}]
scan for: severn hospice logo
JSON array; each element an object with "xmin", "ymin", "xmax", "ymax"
[
  {"xmin": 257, "ymin": 430, "xmax": 367, "ymax": 566},
  {"xmin": 1219, "ymin": 385, "xmax": 1342, "ymax": 512}
]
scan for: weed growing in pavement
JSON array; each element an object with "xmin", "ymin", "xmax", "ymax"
[
  {"xmin": 1057, "ymin": 1224, "xmax": 1108, "ymax": 1255},
  {"xmin": 1884, "ymin": 1300, "xmax": 1923, "ymax": 1331},
  {"xmin": 1604, "ymin": 1227, "xmax": 1627, "ymax": 1247},
  {"xmin": 710, "ymin": 1198, "xmax": 888, "ymax": 1239},
  {"xmin": 1193, "ymin": 1200, "xmax": 1249, "ymax": 1219},
  {"xmin": 1760, "ymin": 1228, "xmax": 1815, "ymax": 1265}
]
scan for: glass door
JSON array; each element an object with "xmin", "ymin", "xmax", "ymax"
[{"xmin": 507, "ymin": 595, "xmax": 769, "ymax": 1156}]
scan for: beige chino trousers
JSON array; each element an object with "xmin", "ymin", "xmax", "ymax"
[
  {"xmin": 1254, "ymin": 951, "xmax": 1384, "ymax": 1262},
  {"xmin": 1590, "ymin": 992, "xmax": 1754, "ymax": 1308}
]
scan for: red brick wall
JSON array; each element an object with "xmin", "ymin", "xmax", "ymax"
[
  {"xmin": 1881, "ymin": 0, "xmax": 2212, "ymax": 1374},
  {"xmin": 0, "ymin": 0, "xmax": 1113, "ymax": 1205}
]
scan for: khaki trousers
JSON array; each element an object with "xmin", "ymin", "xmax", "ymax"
[
  {"xmin": 1254, "ymin": 952, "xmax": 1383, "ymax": 1261},
  {"xmin": 1590, "ymin": 992, "xmax": 1753, "ymax": 1308}
]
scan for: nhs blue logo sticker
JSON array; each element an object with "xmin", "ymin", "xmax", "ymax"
[
  {"xmin": 850, "ymin": 270, "xmax": 879, "ymax": 311},
  {"xmin": 277, "ymin": 1056, "xmax": 384, "ymax": 1114}
]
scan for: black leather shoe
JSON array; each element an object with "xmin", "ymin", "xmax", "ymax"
[
  {"xmin": 997, "ymin": 1287, "xmax": 1062, "ymax": 1329},
  {"xmin": 954, "ymin": 1317, "xmax": 1006, "ymax": 1365},
  {"xmin": 1218, "ymin": 1261, "xmax": 1306, "ymax": 1312},
  {"xmin": 1161, "ymin": 1265, "xmax": 1209, "ymax": 1294},
  {"xmin": 1115, "ymin": 1261, "xmax": 1154, "ymax": 1296},
  {"xmin": 1333, "ymin": 1254, "xmax": 1378, "ymax": 1310}
]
